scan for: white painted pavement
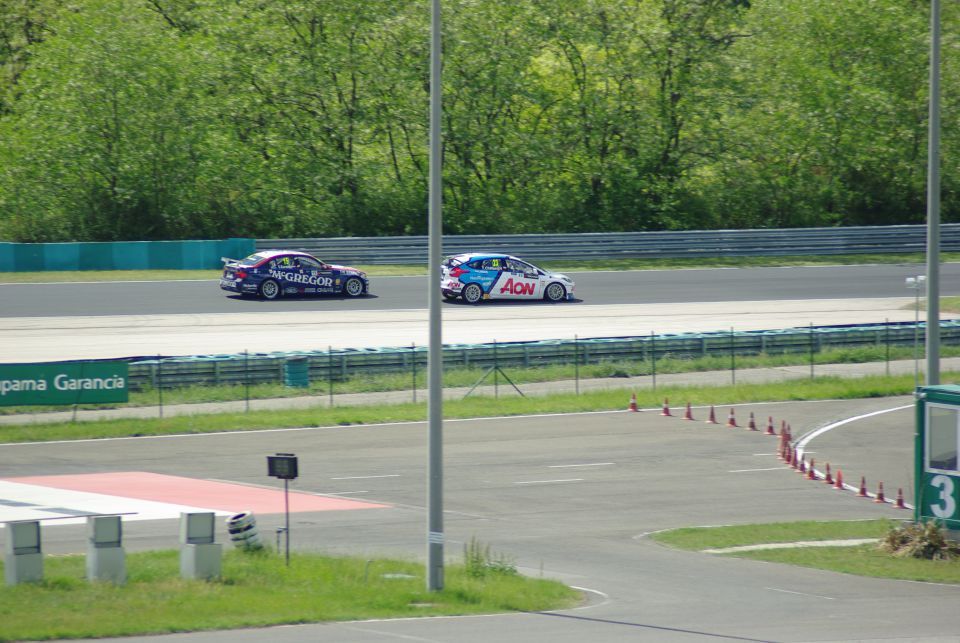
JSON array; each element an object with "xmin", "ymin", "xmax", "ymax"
[{"xmin": 0, "ymin": 480, "xmax": 231, "ymax": 526}]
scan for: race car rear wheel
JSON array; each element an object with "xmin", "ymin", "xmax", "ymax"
[
  {"xmin": 544, "ymin": 282, "xmax": 567, "ymax": 302},
  {"xmin": 462, "ymin": 283, "xmax": 483, "ymax": 304},
  {"xmin": 260, "ymin": 279, "xmax": 281, "ymax": 300},
  {"xmin": 343, "ymin": 277, "xmax": 364, "ymax": 297}
]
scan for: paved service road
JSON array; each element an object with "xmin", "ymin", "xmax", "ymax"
[{"xmin": 5, "ymin": 396, "xmax": 957, "ymax": 643}]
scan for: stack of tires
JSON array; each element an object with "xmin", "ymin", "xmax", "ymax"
[{"xmin": 226, "ymin": 511, "xmax": 263, "ymax": 551}]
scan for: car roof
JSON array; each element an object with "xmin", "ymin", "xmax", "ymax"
[{"xmin": 448, "ymin": 252, "xmax": 521, "ymax": 262}]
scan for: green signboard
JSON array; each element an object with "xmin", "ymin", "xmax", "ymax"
[
  {"xmin": 915, "ymin": 385, "xmax": 960, "ymax": 529},
  {"xmin": 0, "ymin": 361, "xmax": 129, "ymax": 406}
]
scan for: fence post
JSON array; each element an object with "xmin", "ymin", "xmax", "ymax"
[
  {"xmin": 157, "ymin": 355, "xmax": 163, "ymax": 418},
  {"xmin": 885, "ymin": 319, "xmax": 890, "ymax": 376},
  {"xmin": 412, "ymin": 342, "xmax": 417, "ymax": 404},
  {"xmin": 244, "ymin": 350, "xmax": 250, "ymax": 413},
  {"xmin": 574, "ymin": 334, "xmax": 579, "ymax": 396},
  {"xmin": 328, "ymin": 345, "xmax": 334, "ymax": 407},
  {"xmin": 730, "ymin": 328, "xmax": 736, "ymax": 386},
  {"xmin": 651, "ymin": 331, "xmax": 657, "ymax": 391},
  {"xmin": 809, "ymin": 323, "xmax": 815, "ymax": 379},
  {"xmin": 493, "ymin": 340, "xmax": 499, "ymax": 399}
]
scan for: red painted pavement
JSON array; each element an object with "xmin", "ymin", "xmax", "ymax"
[{"xmin": 6, "ymin": 472, "xmax": 387, "ymax": 515}]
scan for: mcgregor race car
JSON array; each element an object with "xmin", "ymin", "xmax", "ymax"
[
  {"xmin": 220, "ymin": 250, "xmax": 369, "ymax": 300},
  {"xmin": 440, "ymin": 252, "xmax": 575, "ymax": 303}
]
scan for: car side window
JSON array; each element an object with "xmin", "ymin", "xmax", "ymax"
[
  {"xmin": 296, "ymin": 257, "xmax": 322, "ymax": 270},
  {"xmin": 279, "ymin": 256, "xmax": 293, "ymax": 268},
  {"xmin": 481, "ymin": 258, "xmax": 502, "ymax": 271}
]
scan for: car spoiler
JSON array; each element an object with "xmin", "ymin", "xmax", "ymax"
[{"xmin": 221, "ymin": 256, "xmax": 238, "ymax": 266}]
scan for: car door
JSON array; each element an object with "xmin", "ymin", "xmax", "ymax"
[
  {"xmin": 463, "ymin": 257, "xmax": 502, "ymax": 297},
  {"xmin": 493, "ymin": 258, "xmax": 542, "ymax": 299},
  {"xmin": 266, "ymin": 254, "xmax": 300, "ymax": 294},
  {"xmin": 294, "ymin": 256, "xmax": 336, "ymax": 294}
]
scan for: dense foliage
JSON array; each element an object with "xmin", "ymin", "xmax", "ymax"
[{"xmin": 0, "ymin": 0, "xmax": 956, "ymax": 241}]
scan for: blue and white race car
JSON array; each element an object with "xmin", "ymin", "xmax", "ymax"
[
  {"xmin": 440, "ymin": 252, "xmax": 575, "ymax": 303},
  {"xmin": 220, "ymin": 250, "xmax": 369, "ymax": 300}
]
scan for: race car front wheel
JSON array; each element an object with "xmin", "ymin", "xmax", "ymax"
[
  {"xmin": 544, "ymin": 282, "xmax": 567, "ymax": 302},
  {"xmin": 461, "ymin": 283, "xmax": 483, "ymax": 304},
  {"xmin": 260, "ymin": 279, "xmax": 281, "ymax": 300},
  {"xmin": 343, "ymin": 277, "xmax": 364, "ymax": 297}
]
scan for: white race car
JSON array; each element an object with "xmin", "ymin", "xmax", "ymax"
[{"xmin": 440, "ymin": 252, "xmax": 575, "ymax": 304}]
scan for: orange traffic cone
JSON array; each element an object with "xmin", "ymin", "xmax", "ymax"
[
  {"xmin": 765, "ymin": 416, "xmax": 775, "ymax": 436},
  {"xmin": 777, "ymin": 433, "xmax": 787, "ymax": 460},
  {"xmin": 661, "ymin": 398, "xmax": 672, "ymax": 417},
  {"xmin": 706, "ymin": 406, "xmax": 718, "ymax": 424},
  {"xmin": 874, "ymin": 482, "xmax": 887, "ymax": 504},
  {"xmin": 895, "ymin": 488, "xmax": 907, "ymax": 509},
  {"xmin": 834, "ymin": 469, "xmax": 844, "ymax": 490},
  {"xmin": 807, "ymin": 458, "xmax": 817, "ymax": 480},
  {"xmin": 684, "ymin": 402, "xmax": 695, "ymax": 421},
  {"xmin": 727, "ymin": 408, "xmax": 738, "ymax": 428},
  {"xmin": 790, "ymin": 448, "xmax": 799, "ymax": 469},
  {"xmin": 780, "ymin": 419, "xmax": 787, "ymax": 436},
  {"xmin": 857, "ymin": 476, "xmax": 869, "ymax": 497},
  {"xmin": 784, "ymin": 444, "xmax": 793, "ymax": 466},
  {"xmin": 628, "ymin": 393, "xmax": 638, "ymax": 412},
  {"xmin": 748, "ymin": 412, "xmax": 758, "ymax": 431},
  {"xmin": 798, "ymin": 456, "xmax": 807, "ymax": 475},
  {"xmin": 823, "ymin": 462, "xmax": 834, "ymax": 485}
]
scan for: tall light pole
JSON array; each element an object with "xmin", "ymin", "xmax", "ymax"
[
  {"xmin": 926, "ymin": 0, "xmax": 941, "ymax": 386},
  {"xmin": 907, "ymin": 275, "xmax": 926, "ymax": 389},
  {"xmin": 426, "ymin": 0, "xmax": 445, "ymax": 592}
]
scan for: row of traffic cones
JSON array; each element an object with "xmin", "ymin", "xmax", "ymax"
[
  {"xmin": 637, "ymin": 394, "xmax": 911, "ymax": 510},
  {"xmin": 784, "ymin": 445, "xmax": 908, "ymax": 509},
  {"xmin": 644, "ymin": 397, "xmax": 779, "ymax": 434}
]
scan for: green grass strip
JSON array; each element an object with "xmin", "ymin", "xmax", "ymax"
[
  {"xmin": 650, "ymin": 519, "xmax": 897, "ymax": 551},
  {"xmin": 651, "ymin": 519, "xmax": 960, "ymax": 584},
  {"xmin": 0, "ymin": 550, "xmax": 578, "ymax": 640},
  {"xmin": 0, "ymin": 373, "xmax": 922, "ymax": 444},
  {"xmin": 731, "ymin": 545, "xmax": 960, "ymax": 583},
  {"xmin": 5, "ymin": 343, "xmax": 943, "ymax": 416}
]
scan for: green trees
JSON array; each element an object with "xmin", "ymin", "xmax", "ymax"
[{"xmin": 0, "ymin": 0, "xmax": 953, "ymax": 241}]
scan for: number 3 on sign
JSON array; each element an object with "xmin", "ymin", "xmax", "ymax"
[{"xmin": 930, "ymin": 475, "xmax": 957, "ymax": 519}]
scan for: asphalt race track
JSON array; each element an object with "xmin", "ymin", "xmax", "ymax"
[
  {"xmin": 2, "ymin": 263, "xmax": 959, "ymax": 642},
  {"xmin": 2, "ymin": 263, "xmax": 959, "ymax": 362},
  {"xmin": 4, "ymin": 263, "xmax": 960, "ymax": 318},
  {"xmin": 2, "ymin": 399, "xmax": 952, "ymax": 643}
]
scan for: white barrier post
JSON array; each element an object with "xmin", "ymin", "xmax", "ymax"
[
  {"xmin": 4, "ymin": 521, "xmax": 43, "ymax": 586},
  {"xmin": 86, "ymin": 515, "xmax": 126, "ymax": 584},
  {"xmin": 179, "ymin": 512, "xmax": 221, "ymax": 580}
]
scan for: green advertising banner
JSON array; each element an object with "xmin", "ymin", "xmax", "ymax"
[{"xmin": 0, "ymin": 362, "xmax": 129, "ymax": 406}]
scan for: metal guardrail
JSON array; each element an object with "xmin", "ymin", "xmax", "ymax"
[
  {"xmin": 126, "ymin": 321, "xmax": 955, "ymax": 390},
  {"xmin": 257, "ymin": 224, "xmax": 960, "ymax": 264}
]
